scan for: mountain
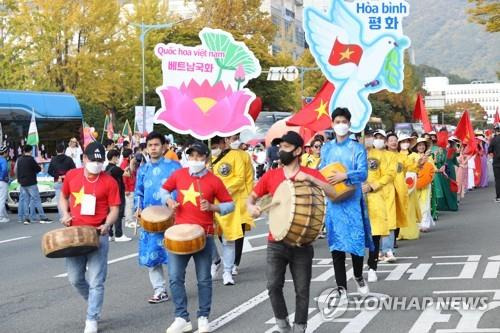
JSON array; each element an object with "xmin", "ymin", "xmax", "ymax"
[{"xmin": 404, "ymin": 0, "xmax": 499, "ymax": 81}]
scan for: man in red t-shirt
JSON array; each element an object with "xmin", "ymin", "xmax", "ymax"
[
  {"xmin": 247, "ymin": 131, "xmax": 336, "ymax": 333},
  {"xmin": 162, "ymin": 141, "xmax": 234, "ymax": 333},
  {"xmin": 59, "ymin": 142, "xmax": 121, "ymax": 333}
]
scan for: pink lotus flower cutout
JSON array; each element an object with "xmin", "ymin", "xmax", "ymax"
[{"xmin": 156, "ymin": 79, "xmax": 253, "ymax": 138}]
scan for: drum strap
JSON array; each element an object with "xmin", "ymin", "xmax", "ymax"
[{"xmin": 212, "ymin": 149, "xmax": 231, "ymax": 166}]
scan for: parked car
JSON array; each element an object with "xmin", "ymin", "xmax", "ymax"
[{"xmin": 7, "ymin": 163, "xmax": 57, "ymax": 211}]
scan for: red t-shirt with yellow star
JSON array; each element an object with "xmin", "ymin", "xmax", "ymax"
[
  {"xmin": 62, "ymin": 168, "xmax": 121, "ymax": 227},
  {"xmin": 162, "ymin": 168, "xmax": 232, "ymax": 234}
]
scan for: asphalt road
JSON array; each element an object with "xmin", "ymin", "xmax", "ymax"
[{"xmin": 1, "ymin": 176, "xmax": 500, "ymax": 333}]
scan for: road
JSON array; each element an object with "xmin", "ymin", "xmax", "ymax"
[{"xmin": 1, "ymin": 177, "xmax": 500, "ymax": 333}]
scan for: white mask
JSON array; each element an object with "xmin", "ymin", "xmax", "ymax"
[
  {"xmin": 85, "ymin": 161, "xmax": 103, "ymax": 174},
  {"xmin": 211, "ymin": 148, "xmax": 222, "ymax": 157},
  {"xmin": 333, "ymin": 123, "xmax": 350, "ymax": 137},
  {"xmin": 373, "ymin": 139, "xmax": 386, "ymax": 150},
  {"xmin": 400, "ymin": 142, "xmax": 410, "ymax": 150},
  {"xmin": 187, "ymin": 160, "xmax": 206, "ymax": 175},
  {"xmin": 230, "ymin": 140, "xmax": 241, "ymax": 150}
]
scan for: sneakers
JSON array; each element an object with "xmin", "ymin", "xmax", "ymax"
[
  {"xmin": 367, "ymin": 268, "xmax": 378, "ymax": 282},
  {"xmin": 317, "ymin": 231, "xmax": 326, "ymax": 239},
  {"xmin": 126, "ymin": 221, "xmax": 137, "ymax": 228},
  {"xmin": 198, "ymin": 316, "xmax": 211, "ymax": 333},
  {"xmin": 355, "ymin": 276, "xmax": 369, "ymax": 295},
  {"xmin": 495, "ymin": 198, "xmax": 500, "ymax": 203},
  {"xmin": 231, "ymin": 265, "xmax": 238, "ymax": 276},
  {"xmin": 148, "ymin": 291, "xmax": 169, "ymax": 304},
  {"xmin": 108, "ymin": 236, "xmax": 115, "ymax": 242},
  {"xmin": 39, "ymin": 217, "xmax": 53, "ymax": 224},
  {"xmin": 83, "ymin": 320, "xmax": 98, "ymax": 333},
  {"xmin": 23, "ymin": 219, "xmax": 30, "ymax": 225},
  {"xmin": 211, "ymin": 260, "xmax": 221, "ymax": 279},
  {"xmin": 115, "ymin": 235, "xmax": 132, "ymax": 242},
  {"xmin": 166, "ymin": 317, "xmax": 192, "ymax": 333},
  {"xmin": 223, "ymin": 271, "xmax": 235, "ymax": 286},
  {"xmin": 0, "ymin": 217, "xmax": 9, "ymax": 223},
  {"xmin": 276, "ymin": 318, "xmax": 292, "ymax": 333},
  {"xmin": 384, "ymin": 251, "xmax": 396, "ymax": 263}
]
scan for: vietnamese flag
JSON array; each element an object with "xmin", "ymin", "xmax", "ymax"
[
  {"xmin": 454, "ymin": 110, "xmax": 476, "ymax": 154},
  {"xmin": 436, "ymin": 130, "xmax": 449, "ymax": 149},
  {"xmin": 287, "ymin": 81, "xmax": 335, "ymax": 132},
  {"xmin": 413, "ymin": 94, "xmax": 432, "ymax": 133},
  {"xmin": 329, "ymin": 38, "xmax": 363, "ymax": 66},
  {"xmin": 494, "ymin": 107, "xmax": 500, "ymax": 125}
]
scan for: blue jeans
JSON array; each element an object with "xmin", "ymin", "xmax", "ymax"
[
  {"xmin": 381, "ymin": 230, "xmax": 395, "ymax": 255},
  {"xmin": 54, "ymin": 182, "xmax": 63, "ymax": 219},
  {"xmin": 168, "ymin": 236, "xmax": 214, "ymax": 320},
  {"xmin": 65, "ymin": 236, "xmax": 109, "ymax": 321},
  {"xmin": 148, "ymin": 265, "xmax": 167, "ymax": 295},
  {"xmin": 18, "ymin": 185, "xmax": 47, "ymax": 221},
  {"xmin": 212, "ymin": 236, "xmax": 236, "ymax": 274}
]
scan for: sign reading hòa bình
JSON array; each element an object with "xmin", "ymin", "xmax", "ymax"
[
  {"xmin": 304, "ymin": 0, "xmax": 411, "ymax": 133},
  {"xmin": 154, "ymin": 28, "xmax": 261, "ymax": 140}
]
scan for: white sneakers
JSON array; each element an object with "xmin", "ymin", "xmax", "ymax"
[
  {"xmin": 198, "ymin": 316, "xmax": 211, "ymax": 333},
  {"xmin": 354, "ymin": 276, "xmax": 369, "ymax": 295},
  {"xmin": 166, "ymin": 317, "xmax": 193, "ymax": 333},
  {"xmin": 231, "ymin": 265, "xmax": 238, "ymax": 275},
  {"xmin": 166, "ymin": 317, "xmax": 210, "ymax": 333},
  {"xmin": 84, "ymin": 320, "xmax": 98, "ymax": 333},
  {"xmin": 383, "ymin": 251, "xmax": 396, "ymax": 263},
  {"xmin": 210, "ymin": 261, "xmax": 221, "ymax": 279},
  {"xmin": 0, "ymin": 217, "xmax": 9, "ymax": 223},
  {"xmin": 223, "ymin": 271, "xmax": 234, "ymax": 286},
  {"xmin": 367, "ymin": 268, "xmax": 378, "ymax": 282},
  {"xmin": 115, "ymin": 235, "xmax": 132, "ymax": 242}
]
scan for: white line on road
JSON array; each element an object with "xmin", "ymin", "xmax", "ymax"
[
  {"xmin": 54, "ymin": 253, "xmax": 138, "ymax": 278},
  {"xmin": 0, "ymin": 236, "xmax": 32, "ymax": 244},
  {"xmin": 194, "ymin": 290, "xmax": 269, "ymax": 333}
]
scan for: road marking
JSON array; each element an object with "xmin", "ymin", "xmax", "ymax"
[
  {"xmin": 0, "ymin": 236, "xmax": 32, "ymax": 244},
  {"xmin": 194, "ymin": 290, "xmax": 269, "ymax": 333},
  {"xmin": 54, "ymin": 253, "xmax": 138, "ymax": 278}
]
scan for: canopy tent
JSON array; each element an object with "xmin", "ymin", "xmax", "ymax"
[{"xmin": 0, "ymin": 89, "xmax": 82, "ymax": 120}]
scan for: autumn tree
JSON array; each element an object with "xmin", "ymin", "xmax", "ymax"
[
  {"xmin": 440, "ymin": 101, "xmax": 487, "ymax": 127},
  {"xmin": 468, "ymin": 0, "xmax": 500, "ymax": 33}
]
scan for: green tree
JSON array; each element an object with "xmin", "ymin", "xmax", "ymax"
[
  {"xmin": 468, "ymin": 0, "xmax": 500, "ymax": 33},
  {"xmin": 441, "ymin": 101, "xmax": 487, "ymax": 127}
]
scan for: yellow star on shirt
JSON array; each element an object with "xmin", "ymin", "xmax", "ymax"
[
  {"xmin": 315, "ymin": 99, "xmax": 329, "ymax": 119},
  {"xmin": 339, "ymin": 48, "xmax": 354, "ymax": 61},
  {"xmin": 181, "ymin": 183, "xmax": 200, "ymax": 206},
  {"xmin": 72, "ymin": 187, "xmax": 85, "ymax": 207}
]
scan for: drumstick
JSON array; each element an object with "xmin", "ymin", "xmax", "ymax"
[
  {"xmin": 134, "ymin": 216, "xmax": 139, "ymax": 236},
  {"xmin": 260, "ymin": 201, "xmax": 280, "ymax": 212}
]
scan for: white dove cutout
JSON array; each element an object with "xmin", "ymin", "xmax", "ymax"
[{"xmin": 304, "ymin": 0, "xmax": 410, "ymax": 133}]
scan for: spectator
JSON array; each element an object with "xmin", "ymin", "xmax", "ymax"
[
  {"xmin": 121, "ymin": 149, "xmax": 137, "ymax": 227},
  {"xmin": 48, "ymin": 143, "xmax": 76, "ymax": 219},
  {"xmin": 0, "ymin": 145, "xmax": 9, "ymax": 223},
  {"xmin": 103, "ymin": 139, "xmax": 115, "ymax": 168},
  {"xmin": 488, "ymin": 124, "xmax": 500, "ymax": 203},
  {"xmin": 266, "ymin": 138, "xmax": 281, "ymax": 170},
  {"xmin": 65, "ymin": 137, "xmax": 83, "ymax": 168},
  {"xmin": 16, "ymin": 145, "xmax": 52, "ymax": 224},
  {"xmin": 105, "ymin": 149, "xmax": 131, "ymax": 242},
  {"xmin": 164, "ymin": 138, "xmax": 179, "ymax": 161}
]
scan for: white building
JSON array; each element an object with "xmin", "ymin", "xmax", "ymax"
[
  {"xmin": 424, "ymin": 77, "xmax": 500, "ymax": 124},
  {"xmin": 261, "ymin": 0, "xmax": 305, "ymax": 60}
]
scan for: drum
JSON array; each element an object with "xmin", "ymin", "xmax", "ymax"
[
  {"xmin": 320, "ymin": 163, "xmax": 356, "ymax": 202},
  {"xmin": 269, "ymin": 180, "xmax": 326, "ymax": 246},
  {"xmin": 42, "ymin": 226, "xmax": 99, "ymax": 258},
  {"xmin": 164, "ymin": 224, "xmax": 206, "ymax": 255},
  {"xmin": 140, "ymin": 205, "xmax": 174, "ymax": 233}
]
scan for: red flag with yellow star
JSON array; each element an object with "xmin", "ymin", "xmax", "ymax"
[
  {"xmin": 454, "ymin": 110, "xmax": 476, "ymax": 154},
  {"xmin": 287, "ymin": 81, "xmax": 335, "ymax": 132},
  {"xmin": 329, "ymin": 38, "xmax": 363, "ymax": 66}
]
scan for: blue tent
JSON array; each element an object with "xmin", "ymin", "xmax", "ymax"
[{"xmin": 0, "ymin": 89, "xmax": 82, "ymax": 120}]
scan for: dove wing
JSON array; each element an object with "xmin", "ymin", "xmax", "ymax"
[
  {"xmin": 330, "ymin": 0, "xmax": 369, "ymax": 45},
  {"xmin": 304, "ymin": 8, "xmax": 357, "ymax": 81}
]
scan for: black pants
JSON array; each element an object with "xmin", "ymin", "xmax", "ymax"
[
  {"xmin": 368, "ymin": 235, "xmax": 381, "ymax": 270},
  {"xmin": 267, "ymin": 241, "xmax": 313, "ymax": 325},
  {"xmin": 494, "ymin": 166, "xmax": 500, "ymax": 199},
  {"xmin": 331, "ymin": 250, "xmax": 364, "ymax": 290},
  {"xmin": 109, "ymin": 203, "xmax": 124, "ymax": 238},
  {"xmin": 234, "ymin": 224, "xmax": 246, "ymax": 266}
]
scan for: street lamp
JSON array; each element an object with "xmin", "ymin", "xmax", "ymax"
[{"xmin": 131, "ymin": 18, "xmax": 191, "ymax": 136}]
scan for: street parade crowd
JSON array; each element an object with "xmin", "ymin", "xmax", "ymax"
[{"xmin": 1, "ymin": 108, "xmax": 500, "ymax": 333}]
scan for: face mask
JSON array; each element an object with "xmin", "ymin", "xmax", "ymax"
[
  {"xmin": 187, "ymin": 160, "xmax": 206, "ymax": 175},
  {"xmin": 400, "ymin": 142, "xmax": 411, "ymax": 150},
  {"xmin": 373, "ymin": 139, "xmax": 386, "ymax": 150},
  {"xmin": 211, "ymin": 148, "xmax": 222, "ymax": 157},
  {"xmin": 333, "ymin": 123, "xmax": 349, "ymax": 137},
  {"xmin": 364, "ymin": 137, "xmax": 374, "ymax": 147},
  {"xmin": 230, "ymin": 140, "xmax": 241, "ymax": 149},
  {"xmin": 279, "ymin": 148, "xmax": 297, "ymax": 166},
  {"xmin": 85, "ymin": 161, "xmax": 103, "ymax": 174}
]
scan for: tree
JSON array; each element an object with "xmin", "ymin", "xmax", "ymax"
[
  {"xmin": 295, "ymin": 49, "xmax": 323, "ymax": 102},
  {"xmin": 468, "ymin": 0, "xmax": 500, "ymax": 33},
  {"xmin": 442, "ymin": 101, "xmax": 487, "ymax": 127}
]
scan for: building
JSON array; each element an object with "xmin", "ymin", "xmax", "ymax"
[
  {"xmin": 167, "ymin": 0, "xmax": 197, "ymax": 18},
  {"xmin": 423, "ymin": 77, "xmax": 500, "ymax": 124}
]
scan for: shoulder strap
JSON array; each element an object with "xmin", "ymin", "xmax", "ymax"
[{"xmin": 212, "ymin": 149, "xmax": 231, "ymax": 166}]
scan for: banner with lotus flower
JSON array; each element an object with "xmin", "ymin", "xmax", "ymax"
[{"xmin": 154, "ymin": 28, "xmax": 261, "ymax": 140}]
